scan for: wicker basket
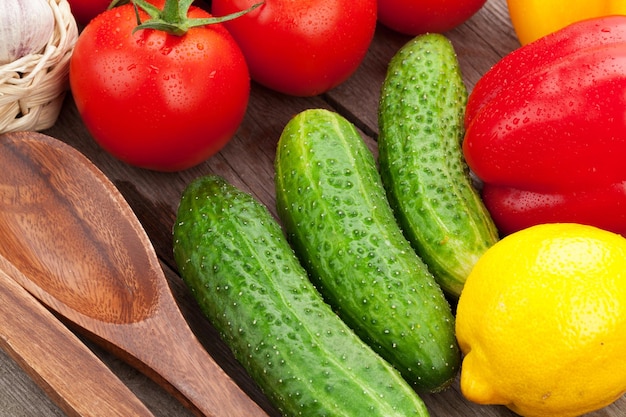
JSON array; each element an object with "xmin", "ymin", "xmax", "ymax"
[{"xmin": 0, "ymin": 0, "xmax": 78, "ymax": 134}]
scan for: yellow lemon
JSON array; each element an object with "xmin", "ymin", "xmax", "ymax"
[{"xmin": 456, "ymin": 223, "xmax": 626, "ymax": 417}]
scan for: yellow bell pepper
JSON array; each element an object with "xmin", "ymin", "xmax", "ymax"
[{"xmin": 507, "ymin": 0, "xmax": 626, "ymax": 45}]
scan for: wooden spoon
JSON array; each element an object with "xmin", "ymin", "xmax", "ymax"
[
  {"xmin": 0, "ymin": 131, "xmax": 268, "ymax": 417},
  {"xmin": 0, "ymin": 259, "xmax": 156, "ymax": 417}
]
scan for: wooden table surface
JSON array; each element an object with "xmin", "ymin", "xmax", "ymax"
[{"xmin": 2, "ymin": 0, "xmax": 626, "ymax": 415}]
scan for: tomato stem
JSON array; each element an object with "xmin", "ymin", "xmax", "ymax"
[
  {"xmin": 123, "ymin": 0, "xmax": 263, "ymax": 36},
  {"xmin": 108, "ymin": 0, "xmax": 130, "ymax": 8}
]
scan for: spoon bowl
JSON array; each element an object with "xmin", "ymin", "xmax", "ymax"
[
  {"xmin": 0, "ymin": 131, "xmax": 269, "ymax": 417},
  {"xmin": 0, "ymin": 256, "xmax": 157, "ymax": 417}
]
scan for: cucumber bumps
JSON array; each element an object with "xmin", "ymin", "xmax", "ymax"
[
  {"xmin": 173, "ymin": 175, "xmax": 430, "ymax": 417},
  {"xmin": 378, "ymin": 33, "xmax": 499, "ymax": 298},
  {"xmin": 275, "ymin": 109, "xmax": 459, "ymax": 392}
]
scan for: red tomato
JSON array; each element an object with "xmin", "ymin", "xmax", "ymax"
[
  {"xmin": 67, "ymin": 0, "xmax": 111, "ymax": 26},
  {"xmin": 211, "ymin": 0, "xmax": 377, "ymax": 96},
  {"xmin": 378, "ymin": 0, "xmax": 487, "ymax": 35},
  {"xmin": 69, "ymin": 2, "xmax": 250, "ymax": 171}
]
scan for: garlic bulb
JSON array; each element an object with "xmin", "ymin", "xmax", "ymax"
[{"xmin": 0, "ymin": 0, "xmax": 56, "ymax": 65}]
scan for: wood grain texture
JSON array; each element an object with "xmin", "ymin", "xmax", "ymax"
[
  {"xmin": 0, "ymin": 262, "xmax": 155, "ymax": 417},
  {"xmin": 0, "ymin": 132, "xmax": 270, "ymax": 417},
  {"xmin": 0, "ymin": 0, "xmax": 621, "ymax": 416}
]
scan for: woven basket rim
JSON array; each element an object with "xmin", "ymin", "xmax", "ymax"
[{"xmin": 0, "ymin": 0, "xmax": 78, "ymax": 134}]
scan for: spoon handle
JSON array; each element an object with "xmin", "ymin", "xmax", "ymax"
[
  {"xmin": 0, "ymin": 267, "xmax": 156, "ymax": 417},
  {"xmin": 124, "ymin": 304, "xmax": 271, "ymax": 417}
]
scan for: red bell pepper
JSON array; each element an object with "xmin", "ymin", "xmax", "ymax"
[{"xmin": 463, "ymin": 15, "xmax": 626, "ymax": 236}]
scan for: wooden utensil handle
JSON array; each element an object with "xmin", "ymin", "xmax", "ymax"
[
  {"xmin": 116, "ymin": 306, "xmax": 271, "ymax": 417},
  {"xmin": 0, "ymin": 268, "xmax": 156, "ymax": 417}
]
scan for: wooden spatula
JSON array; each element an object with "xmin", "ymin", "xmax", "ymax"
[{"xmin": 0, "ymin": 262, "xmax": 156, "ymax": 417}]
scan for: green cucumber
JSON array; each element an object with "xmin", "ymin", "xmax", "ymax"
[
  {"xmin": 274, "ymin": 108, "xmax": 459, "ymax": 392},
  {"xmin": 378, "ymin": 33, "xmax": 499, "ymax": 298},
  {"xmin": 173, "ymin": 175, "xmax": 430, "ymax": 417}
]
